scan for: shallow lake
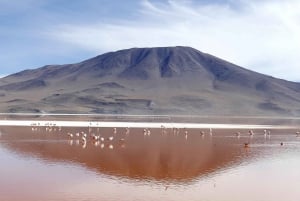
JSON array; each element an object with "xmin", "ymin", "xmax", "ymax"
[{"xmin": 1, "ymin": 126, "xmax": 300, "ymax": 201}]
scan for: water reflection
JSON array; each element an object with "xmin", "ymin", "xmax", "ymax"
[
  {"xmin": 1, "ymin": 126, "xmax": 300, "ymax": 201},
  {"xmin": 0, "ymin": 126, "xmax": 255, "ymax": 182}
]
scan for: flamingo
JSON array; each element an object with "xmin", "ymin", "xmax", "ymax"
[
  {"xmin": 249, "ymin": 130, "xmax": 254, "ymax": 136},
  {"xmin": 267, "ymin": 130, "xmax": 271, "ymax": 137},
  {"xmin": 209, "ymin": 128, "xmax": 213, "ymax": 136},
  {"xmin": 81, "ymin": 136, "xmax": 87, "ymax": 145},
  {"xmin": 125, "ymin": 127, "xmax": 130, "ymax": 135},
  {"xmin": 67, "ymin": 132, "xmax": 73, "ymax": 138},
  {"xmin": 147, "ymin": 129, "xmax": 151, "ymax": 136},
  {"xmin": 81, "ymin": 140, "xmax": 87, "ymax": 149},
  {"xmin": 91, "ymin": 134, "xmax": 100, "ymax": 141},
  {"xmin": 263, "ymin": 130, "xmax": 267, "ymax": 137},
  {"xmin": 93, "ymin": 141, "xmax": 100, "ymax": 147}
]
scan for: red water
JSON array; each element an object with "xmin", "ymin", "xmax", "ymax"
[{"xmin": 0, "ymin": 126, "xmax": 300, "ymax": 201}]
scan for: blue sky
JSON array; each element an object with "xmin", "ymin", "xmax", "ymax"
[{"xmin": 1, "ymin": 0, "xmax": 300, "ymax": 81}]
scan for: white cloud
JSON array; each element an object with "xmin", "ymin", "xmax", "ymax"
[{"xmin": 46, "ymin": 0, "xmax": 300, "ymax": 81}]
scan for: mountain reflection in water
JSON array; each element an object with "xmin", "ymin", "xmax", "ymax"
[{"xmin": 1, "ymin": 126, "xmax": 300, "ymax": 201}]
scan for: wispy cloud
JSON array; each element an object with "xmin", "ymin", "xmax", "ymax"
[
  {"xmin": 46, "ymin": 0, "xmax": 300, "ymax": 81},
  {"xmin": 1, "ymin": 0, "xmax": 299, "ymax": 81}
]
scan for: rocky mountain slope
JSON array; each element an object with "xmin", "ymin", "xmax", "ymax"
[{"xmin": 1, "ymin": 46, "xmax": 300, "ymax": 116}]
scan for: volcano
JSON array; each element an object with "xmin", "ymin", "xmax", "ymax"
[{"xmin": 1, "ymin": 46, "xmax": 300, "ymax": 116}]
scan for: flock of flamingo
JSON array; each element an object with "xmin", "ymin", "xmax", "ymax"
[{"xmin": 24, "ymin": 122, "xmax": 300, "ymax": 149}]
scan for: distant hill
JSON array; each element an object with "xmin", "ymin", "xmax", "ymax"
[{"xmin": 1, "ymin": 46, "xmax": 300, "ymax": 116}]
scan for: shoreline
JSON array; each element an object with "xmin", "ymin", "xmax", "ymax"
[
  {"xmin": 0, "ymin": 120, "xmax": 298, "ymax": 129},
  {"xmin": 1, "ymin": 113, "xmax": 300, "ymax": 119}
]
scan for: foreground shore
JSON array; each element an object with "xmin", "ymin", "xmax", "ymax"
[{"xmin": 0, "ymin": 119, "xmax": 298, "ymax": 129}]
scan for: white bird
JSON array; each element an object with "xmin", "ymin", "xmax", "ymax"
[
  {"xmin": 67, "ymin": 133, "xmax": 73, "ymax": 138},
  {"xmin": 209, "ymin": 128, "xmax": 213, "ymax": 136},
  {"xmin": 125, "ymin": 127, "xmax": 130, "ymax": 135},
  {"xmin": 81, "ymin": 136, "xmax": 87, "ymax": 143},
  {"xmin": 93, "ymin": 141, "xmax": 100, "ymax": 147},
  {"xmin": 263, "ymin": 130, "xmax": 267, "ymax": 137},
  {"xmin": 249, "ymin": 130, "xmax": 254, "ymax": 136},
  {"xmin": 200, "ymin": 131, "xmax": 205, "ymax": 137},
  {"xmin": 91, "ymin": 134, "xmax": 100, "ymax": 141},
  {"xmin": 185, "ymin": 130, "xmax": 188, "ymax": 140},
  {"xmin": 108, "ymin": 136, "xmax": 114, "ymax": 141},
  {"xmin": 81, "ymin": 141, "xmax": 87, "ymax": 149}
]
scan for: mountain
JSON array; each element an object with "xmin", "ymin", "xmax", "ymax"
[{"xmin": 1, "ymin": 46, "xmax": 300, "ymax": 116}]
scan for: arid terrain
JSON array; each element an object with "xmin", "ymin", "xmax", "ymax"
[{"xmin": 1, "ymin": 46, "xmax": 300, "ymax": 115}]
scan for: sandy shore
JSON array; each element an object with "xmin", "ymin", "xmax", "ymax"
[{"xmin": 0, "ymin": 120, "xmax": 298, "ymax": 129}]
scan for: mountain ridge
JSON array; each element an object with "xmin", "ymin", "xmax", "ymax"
[{"xmin": 0, "ymin": 46, "xmax": 300, "ymax": 116}]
